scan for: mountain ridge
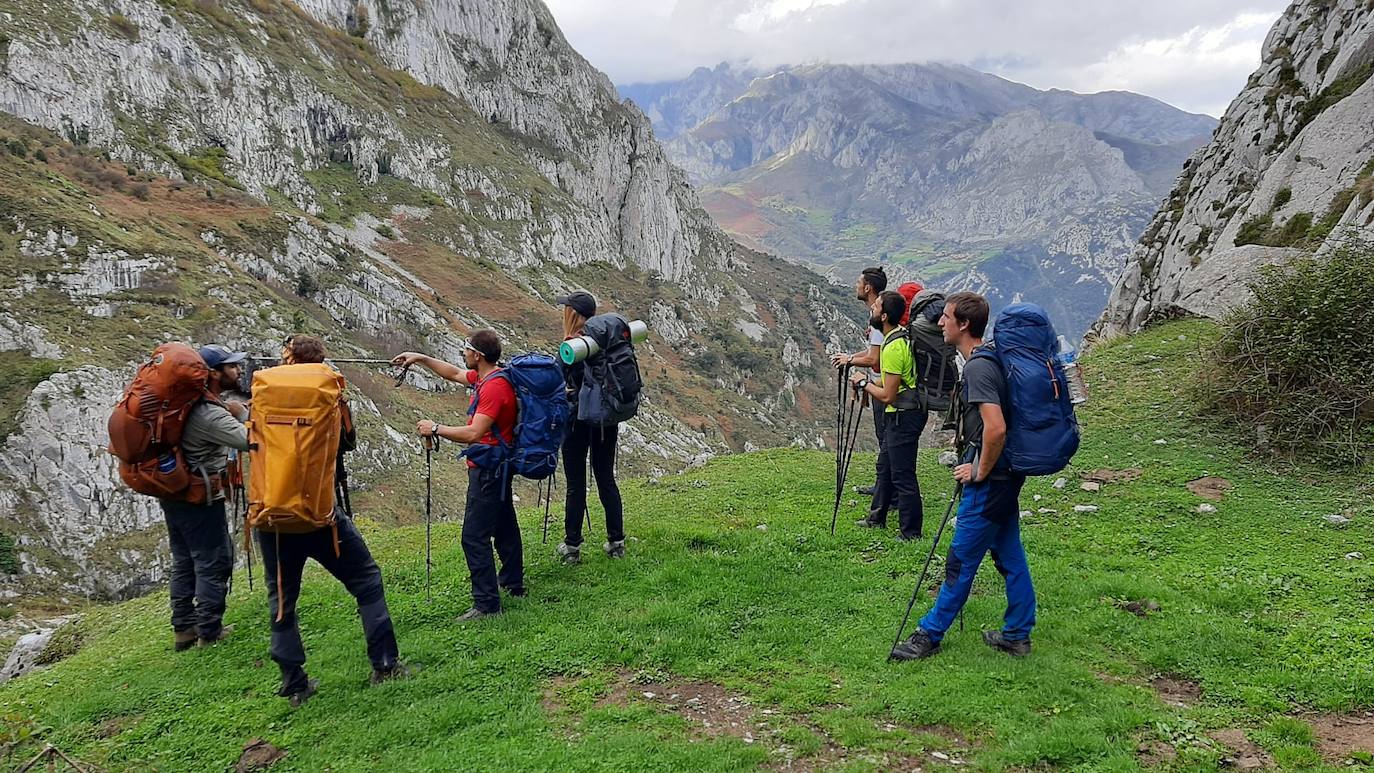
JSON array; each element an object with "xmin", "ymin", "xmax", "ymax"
[{"xmin": 620, "ymin": 61, "xmax": 1217, "ymax": 338}]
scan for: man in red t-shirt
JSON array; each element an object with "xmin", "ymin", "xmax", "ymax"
[{"xmin": 393, "ymin": 329, "xmax": 524, "ymax": 621}]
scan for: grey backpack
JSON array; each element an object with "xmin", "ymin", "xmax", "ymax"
[{"xmin": 904, "ymin": 290, "xmax": 960, "ymax": 412}]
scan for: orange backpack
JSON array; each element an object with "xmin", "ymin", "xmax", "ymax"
[
  {"xmin": 109, "ymin": 343, "xmax": 217, "ymax": 503},
  {"xmin": 246, "ymin": 364, "xmax": 346, "ymax": 535}
]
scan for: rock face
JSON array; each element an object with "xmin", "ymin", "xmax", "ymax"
[
  {"xmin": 0, "ymin": 0, "xmax": 860, "ymax": 599},
  {"xmin": 622, "ymin": 62, "xmax": 1217, "ymax": 338},
  {"xmin": 1096, "ymin": 0, "xmax": 1374, "ymax": 335}
]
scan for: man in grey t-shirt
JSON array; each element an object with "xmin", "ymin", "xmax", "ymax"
[
  {"xmin": 891, "ymin": 292, "xmax": 1037, "ymax": 661},
  {"xmin": 162, "ymin": 344, "xmax": 250, "ymax": 652}
]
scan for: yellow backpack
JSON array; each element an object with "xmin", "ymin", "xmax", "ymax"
[{"xmin": 247, "ymin": 364, "xmax": 346, "ymax": 535}]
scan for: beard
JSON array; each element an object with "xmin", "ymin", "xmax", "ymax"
[{"xmin": 869, "ymin": 313, "xmax": 884, "ymax": 330}]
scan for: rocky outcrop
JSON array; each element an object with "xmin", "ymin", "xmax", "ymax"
[
  {"xmin": 1097, "ymin": 0, "xmax": 1374, "ymax": 335},
  {"xmin": 0, "ymin": 0, "xmax": 861, "ymax": 599},
  {"xmin": 625, "ymin": 62, "xmax": 1216, "ymax": 338}
]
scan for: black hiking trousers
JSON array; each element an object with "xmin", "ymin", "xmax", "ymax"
[
  {"xmin": 562, "ymin": 418, "xmax": 624, "ymax": 547},
  {"xmin": 257, "ymin": 512, "xmax": 399, "ymax": 694},
  {"xmin": 463, "ymin": 466, "xmax": 525, "ymax": 613},
  {"xmin": 867, "ymin": 408, "xmax": 891, "ymax": 523},
  {"xmin": 160, "ymin": 497, "xmax": 233, "ymax": 639},
  {"xmin": 882, "ymin": 409, "xmax": 927, "ymax": 539}
]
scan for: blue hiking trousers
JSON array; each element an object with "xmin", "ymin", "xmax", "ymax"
[{"xmin": 918, "ymin": 475, "xmax": 1036, "ymax": 642}]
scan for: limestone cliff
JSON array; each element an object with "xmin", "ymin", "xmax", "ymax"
[
  {"xmin": 1096, "ymin": 0, "xmax": 1374, "ymax": 335},
  {"xmin": 0, "ymin": 0, "xmax": 857, "ymax": 600}
]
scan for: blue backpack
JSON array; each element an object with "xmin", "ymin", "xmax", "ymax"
[
  {"xmin": 577, "ymin": 313, "xmax": 642, "ymax": 427},
  {"xmin": 461, "ymin": 353, "xmax": 569, "ymax": 480},
  {"xmin": 971, "ymin": 304, "xmax": 1080, "ymax": 476}
]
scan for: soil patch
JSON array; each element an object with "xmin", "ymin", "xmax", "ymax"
[
  {"xmin": 544, "ymin": 671, "xmax": 972, "ymax": 770},
  {"xmin": 1150, "ymin": 674, "xmax": 1201, "ymax": 708},
  {"xmin": 596, "ymin": 677, "xmax": 757, "ymax": 741},
  {"xmin": 1112, "ymin": 597, "xmax": 1161, "ymax": 617},
  {"xmin": 1307, "ymin": 711, "xmax": 1374, "ymax": 762},
  {"xmin": 1083, "ymin": 468, "xmax": 1143, "ymax": 485},
  {"xmin": 1187, "ymin": 476, "xmax": 1232, "ymax": 501},
  {"xmin": 1136, "ymin": 739, "xmax": 1178, "ymax": 767},
  {"xmin": 96, "ymin": 713, "xmax": 141, "ymax": 739},
  {"xmin": 1209, "ymin": 728, "xmax": 1273, "ymax": 770},
  {"xmin": 235, "ymin": 738, "xmax": 287, "ymax": 772}
]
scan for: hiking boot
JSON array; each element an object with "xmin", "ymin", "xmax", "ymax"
[
  {"xmin": 857, "ymin": 485, "xmax": 877, "ymax": 496},
  {"xmin": 982, "ymin": 630, "xmax": 1031, "ymax": 657},
  {"xmin": 855, "ymin": 517, "xmax": 886, "ymax": 529},
  {"xmin": 174, "ymin": 629, "xmax": 198, "ymax": 652},
  {"xmin": 890, "ymin": 629, "xmax": 941, "ymax": 661},
  {"xmin": 896, "ymin": 531, "xmax": 922, "ymax": 542},
  {"xmin": 198, "ymin": 624, "xmax": 234, "ymax": 647},
  {"xmin": 284, "ymin": 678, "xmax": 320, "ymax": 708},
  {"xmin": 556, "ymin": 542, "xmax": 581, "ymax": 565},
  {"xmin": 370, "ymin": 662, "xmax": 411, "ymax": 686},
  {"xmin": 456, "ymin": 607, "xmax": 497, "ymax": 623},
  {"xmin": 502, "ymin": 585, "xmax": 528, "ymax": 598},
  {"xmin": 603, "ymin": 540, "xmax": 626, "ymax": 559}
]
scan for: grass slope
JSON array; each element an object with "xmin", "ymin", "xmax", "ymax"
[{"xmin": 3, "ymin": 320, "xmax": 1372, "ymax": 771}]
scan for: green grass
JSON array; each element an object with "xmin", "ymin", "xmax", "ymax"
[{"xmin": 3, "ymin": 320, "xmax": 1372, "ymax": 770}]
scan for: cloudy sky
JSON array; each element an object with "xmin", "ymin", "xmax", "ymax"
[{"xmin": 542, "ymin": 0, "xmax": 1290, "ymax": 117}]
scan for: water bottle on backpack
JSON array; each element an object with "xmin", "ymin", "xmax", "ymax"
[{"xmin": 1055, "ymin": 335, "xmax": 1089, "ymax": 405}]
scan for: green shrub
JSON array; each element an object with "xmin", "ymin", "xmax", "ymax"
[
  {"xmin": 1234, "ymin": 214, "xmax": 1273, "ymax": 246},
  {"xmin": 1273, "ymin": 187, "xmax": 1293, "ymax": 208},
  {"xmin": 1199, "ymin": 240, "xmax": 1374, "ymax": 466},
  {"xmin": 35, "ymin": 622, "xmax": 84, "ymax": 666},
  {"xmin": 0, "ymin": 533, "xmax": 17, "ymax": 575},
  {"xmin": 294, "ymin": 268, "xmax": 318, "ymax": 297},
  {"xmin": 109, "ymin": 13, "xmax": 140, "ymax": 39}
]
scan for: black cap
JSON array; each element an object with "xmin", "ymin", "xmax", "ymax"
[{"xmin": 556, "ymin": 291, "xmax": 597, "ymax": 319}]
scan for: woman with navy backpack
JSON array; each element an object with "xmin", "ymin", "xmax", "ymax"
[{"xmin": 554, "ymin": 291, "xmax": 627, "ymax": 564}]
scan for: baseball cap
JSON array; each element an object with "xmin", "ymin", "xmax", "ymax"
[
  {"xmin": 199, "ymin": 344, "xmax": 248, "ymax": 370},
  {"xmin": 555, "ymin": 290, "xmax": 597, "ymax": 319}
]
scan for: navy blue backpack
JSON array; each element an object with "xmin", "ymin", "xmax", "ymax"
[
  {"xmin": 973, "ymin": 304, "xmax": 1080, "ymax": 476},
  {"xmin": 577, "ymin": 313, "xmax": 642, "ymax": 427},
  {"xmin": 462, "ymin": 353, "xmax": 569, "ymax": 480}
]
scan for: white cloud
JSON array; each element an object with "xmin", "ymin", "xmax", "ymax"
[{"xmin": 544, "ymin": 0, "xmax": 1289, "ymax": 117}]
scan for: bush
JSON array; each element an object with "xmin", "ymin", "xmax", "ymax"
[
  {"xmin": 109, "ymin": 13, "xmax": 140, "ymax": 39},
  {"xmin": 1199, "ymin": 240, "xmax": 1374, "ymax": 466}
]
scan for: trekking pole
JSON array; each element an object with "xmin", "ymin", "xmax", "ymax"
[
  {"xmin": 829, "ymin": 389, "xmax": 862, "ymax": 535},
  {"xmin": 835, "ymin": 365, "xmax": 847, "ymax": 504},
  {"xmin": 424, "ymin": 435, "xmax": 433, "ymax": 603},
  {"xmin": 540, "ymin": 478, "xmax": 552, "ymax": 544},
  {"xmin": 889, "ymin": 483, "xmax": 964, "ymax": 656},
  {"xmin": 241, "ymin": 485, "xmax": 254, "ymax": 592},
  {"xmin": 830, "ymin": 380, "xmax": 866, "ymax": 535}
]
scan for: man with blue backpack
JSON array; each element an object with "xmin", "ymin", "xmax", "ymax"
[
  {"xmin": 402, "ymin": 329, "xmax": 568, "ymax": 622},
  {"xmin": 890, "ymin": 293, "xmax": 1079, "ymax": 661}
]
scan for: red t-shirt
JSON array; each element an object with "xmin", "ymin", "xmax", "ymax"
[{"xmin": 466, "ymin": 369, "xmax": 517, "ymax": 451}]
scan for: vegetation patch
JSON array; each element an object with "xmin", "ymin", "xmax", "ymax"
[
  {"xmin": 0, "ymin": 354, "xmax": 60, "ymax": 442},
  {"xmin": 1200, "ymin": 240, "xmax": 1374, "ymax": 465}
]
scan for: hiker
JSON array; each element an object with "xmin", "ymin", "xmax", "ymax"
[
  {"xmin": 829, "ymin": 267, "xmax": 892, "ymax": 525},
  {"xmin": 161, "ymin": 344, "xmax": 250, "ymax": 651},
  {"xmin": 890, "ymin": 292, "xmax": 1036, "ymax": 660},
  {"xmin": 555, "ymin": 291, "xmax": 627, "ymax": 564},
  {"xmin": 253, "ymin": 336, "xmax": 406, "ymax": 707},
  {"xmin": 395, "ymin": 330, "xmax": 526, "ymax": 621},
  {"xmin": 850, "ymin": 291, "xmax": 926, "ymax": 540}
]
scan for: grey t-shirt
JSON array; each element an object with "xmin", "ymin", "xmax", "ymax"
[
  {"xmin": 181, "ymin": 401, "xmax": 249, "ymax": 480},
  {"xmin": 958, "ymin": 353, "xmax": 1005, "ymax": 455}
]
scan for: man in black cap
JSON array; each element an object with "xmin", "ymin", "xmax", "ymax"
[
  {"xmin": 553, "ymin": 291, "xmax": 627, "ymax": 564},
  {"xmin": 161, "ymin": 344, "xmax": 250, "ymax": 652}
]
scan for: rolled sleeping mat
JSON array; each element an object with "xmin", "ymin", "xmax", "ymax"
[{"xmin": 559, "ymin": 319, "xmax": 649, "ymax": 364}]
